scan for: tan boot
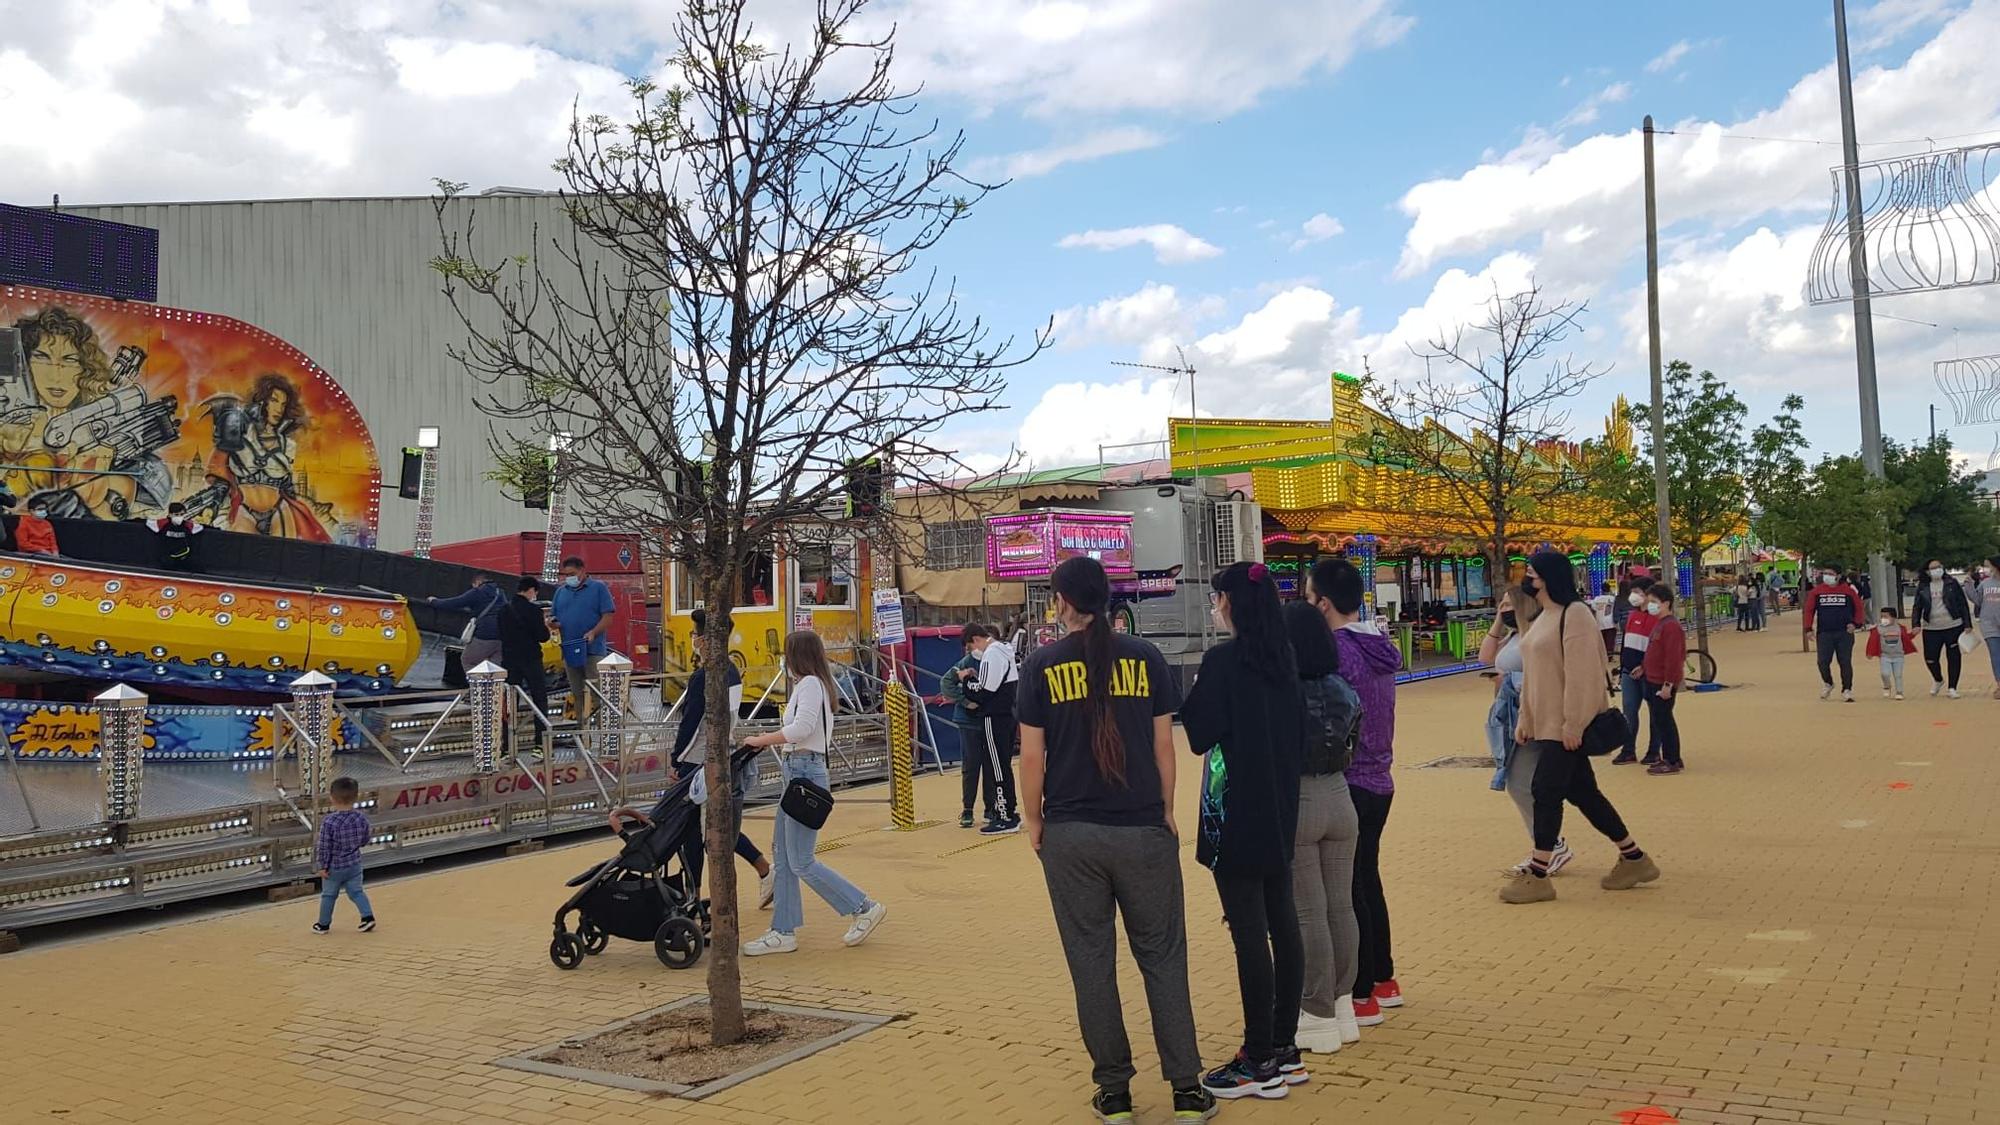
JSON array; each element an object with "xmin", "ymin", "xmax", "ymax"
[
  {"xmin": 1601, "ymin": 855, "xmax": 1661, "ymax": 890},
  {"xmin": 1500, "ymin": 872, "xmax": 1556, "ymax": 904}
]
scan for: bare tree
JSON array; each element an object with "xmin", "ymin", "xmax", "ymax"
[
  {"xmin": 430, "ymin": 0, "xmax": 1040, "ymax": 1044},
  {"xmin": 1362, "ymin": 283, "xmax": 1607, "ymax": 573}
]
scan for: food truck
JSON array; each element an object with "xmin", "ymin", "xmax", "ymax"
[{"xmin": 984, "ymin": 508, "xmax": 1136, "ymax": 653}]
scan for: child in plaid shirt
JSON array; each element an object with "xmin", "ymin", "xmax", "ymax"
[{"xmin": 313, "ymin": 776, "xmax": 376, "ymax": 934}]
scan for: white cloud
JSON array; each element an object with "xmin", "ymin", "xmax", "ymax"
[
  {"xmin": 1015, "ymin": 377, "xmax": 1189, "ymax": 466},
  {"xmin": 1290, "ymin": 212, "xmax": 1345, "ymax": 252},
  {"xmin": 1049, "ymin": 283, "xmax": 1225, "ymax": 349},
  {"xmin": 1645, "ymin": 40, "xmax": 1695, "ymax": 74},
  {"xmin": 1395, "ymin": 4, "xmax": 2000, "ymax": 279},
  {"xmin": 386, "ymin": 38, "xmax": 546, "ymax": 99},
  {"xmin": 969, "ymin": 127, "xmax": 1167, "ymax": 180},
  {"xmin": 1057, "ymin": 224, "xmax": 1224, "ymax": 265},
  {"xmin": 1855, "ymin": 0, "xmax": 1966, "ymax": 49},
  {"xmin": 1555, "ymin": 81, "xmax": 1631, "ymax": 131}
]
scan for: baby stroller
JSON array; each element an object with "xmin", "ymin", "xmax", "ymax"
[{"xmin": 547, "ymin": 745, "xmax": 761, "ymax": 971}]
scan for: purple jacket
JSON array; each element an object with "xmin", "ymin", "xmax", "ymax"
[{"xmin": 1333, "ymin": 623, "xmax": 1403, "ymax": 795}]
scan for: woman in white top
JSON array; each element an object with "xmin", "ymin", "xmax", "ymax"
[{"xmin": 739, "ymin": 631, "xmax": 888, "ymax": 956}]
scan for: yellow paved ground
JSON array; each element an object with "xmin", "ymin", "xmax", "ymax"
[{"xmin": 5, "ymin": 625, "xmax": 2000, "ymax": 1125}]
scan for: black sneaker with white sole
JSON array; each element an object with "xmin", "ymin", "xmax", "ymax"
[
  {"xmin": 1201, "ymin": 1052, "xmax": 1287, "ymax": 1100},
  {"xmin": 311, "ymin": 923, "xmax": 330, "ymax": 934},
  {"xmin": 1089, "ymin": 1085, "xmax": 1134, "ymax": 1123},
  {"xmin": 978, "ymin": 818, "xmax": 1021, "ymax": 836},
  {"xmin": 358, "ymin": 917, "xmax": 376, "ymax": 932},
  {"xmin": 1274, "ymin": 1045, "xmax": 1309, "ymax": 1085},
  {"xmin": 958, "ymin": 810, "xmax": 975, "ymax": 829}
]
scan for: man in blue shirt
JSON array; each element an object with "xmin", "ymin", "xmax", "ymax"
[{"xmin": 551, "ymin": 555, "xmax": 617, "ymax": 722}]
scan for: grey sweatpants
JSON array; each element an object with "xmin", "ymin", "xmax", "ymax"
[
  {"xmin": 1293, "ymin": 773, "xmax": 1360, "ymax": 1019},
  {"xmin": 1038, "ymin": 820, "xmax": 1202, "ymax": 1087}
]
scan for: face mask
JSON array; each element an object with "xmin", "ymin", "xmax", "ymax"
[
  {"xmin": 1628, "ymin": 592, "xmax": 1644, "ymax": 607},
  {"xmin": 1929, "ymin": 568, "xmax": 1944, "ymax": 579},
  {"xmin": 30, "ymin": 509, "xmax": 46, "ymax": 519},
  {"xmin": 1645, "ymin": 601, "xmax": 1663, "ymax": 615},
  {"xmin": 1880, "ymin": 618, "xmax": 1894, "ymax": 628},
  {"xmin": 1521, "ymin": 579, "xmax": 1539, "ymax": 598},
  {"xmin": 1820, "ymin": 575, "xmax": 1835, "ymax": 586},
  {"xmin": 564, "ymin": 575, "xmax": 582, "ymax": 589},
  {"xmin": 1500, "ymin": 611, "xmax": 1517, "ymax": 630}
]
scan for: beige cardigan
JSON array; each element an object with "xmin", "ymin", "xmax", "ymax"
[{"xmin": 1516, "ymin": 601, "xmax": 1609, "ymax": 744}]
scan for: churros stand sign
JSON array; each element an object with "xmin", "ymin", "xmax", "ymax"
[{"xmin": 985, "ymin": 510, "xmax": 1136, "ymax": 581}]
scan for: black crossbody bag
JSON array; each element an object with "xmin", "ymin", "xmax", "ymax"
[
  {"xmin": 779, "ymin": 692, "xmax": 836, "ymax": 829},
  {"xmin": 1559, "ymin": 603, "xmax": 1628, "ymax": 757}
]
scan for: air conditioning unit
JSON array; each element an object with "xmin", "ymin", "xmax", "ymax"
[{"xmin": 1213, "ymin": 501, "xmax": 1265, "ymax": 567}]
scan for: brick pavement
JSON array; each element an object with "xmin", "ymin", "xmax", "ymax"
[{"xmin": 4, "ymin": 626, "xmax": 1999, "ymax": 1124}]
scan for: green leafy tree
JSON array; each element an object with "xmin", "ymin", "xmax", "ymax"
[
  {"xmin": 1757, "ymin": 452, "xmax": 1904, "ymax": 576},
  {"xmin": 1617, "ymin": 361, "xmax": 1750, "ymax": 647},
  {"xmin": 1883, "ymin": 436, "xmax": 2000, "ymax": 574}
]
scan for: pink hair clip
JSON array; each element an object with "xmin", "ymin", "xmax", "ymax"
[{"xmin": 1248, "ymin": 562, "xmax": 1268, "ymax": 584}]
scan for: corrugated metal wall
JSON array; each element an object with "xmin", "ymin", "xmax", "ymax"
[{"xmin": 65, "ymin": 195, "xmax": 581, "ymax": 554}]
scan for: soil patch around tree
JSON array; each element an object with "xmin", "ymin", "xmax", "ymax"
[{"xmin": 498, "ymin": 996, "xmax": 892, "ymax": 1099}]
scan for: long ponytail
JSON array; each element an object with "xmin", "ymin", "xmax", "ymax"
[{"xmin": 1052, "ymin": 555, "xmax": 1126, "ymax": 786}]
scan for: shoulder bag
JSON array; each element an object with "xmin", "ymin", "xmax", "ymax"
[
  {"xmin": 1559, "ymin": 603, "xmax": 1628, "ymax": 757},
  {"xmin": 778, "ymin": 690, "xmax": 836, "ymax": 830}
]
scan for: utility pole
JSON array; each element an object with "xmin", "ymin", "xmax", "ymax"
[
  {"xmin": 1930, "ymin": 404, "xmax": 1937, "ymax": 442},
  {"xmin": 1833, "ymin": 0, "xmax": 1894, "ymax": 612},
  {"xmin": 1642, "ymin": 116, "xmax": 1675, "ymax": 578}
]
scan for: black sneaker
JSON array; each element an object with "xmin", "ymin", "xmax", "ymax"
[
  {"xmin": 979, "ymin": 818, "xmax": 1021, "ymax": 836},
  {"xmin": 1611, "ymin": 753, "xmax": 1637, "ymax": 765},
  {"xmin": 1090, "ymin": 1086, "xmax": 1134, "ymax": 1124},
  {"xmin": 958, "ymin": 810, "xmax": 975, "ymax": 829},
  {"xmin": 311, "ymin": 923, "xmax": 330, "ymax": 935},
  {"xmin": 1274, "ymin": 1045, "xmax": 1308, "ymax": 1085},
  {"xmin": 358, "ymin": 917, "xmax": 376, "ymax": 933},
  {"xmin": 1171, "ymin": 1085, "xmax": 1218, "ymax": 1121},
  {"xmin": 1201, "ymin": 1051, "xmax": 1287, "ymax": 1100}
]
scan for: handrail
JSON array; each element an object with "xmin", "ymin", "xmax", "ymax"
[
  {"xmin": 331, "ymin": 699, "xmax": 406, "ymax": 771},
  {"xmin": 401, "ymin": 694, "xmax": 464, "ymax": 769},
  {"xmin": 3, "ymin": 717, "xmax": 42, "ymax": 833}
]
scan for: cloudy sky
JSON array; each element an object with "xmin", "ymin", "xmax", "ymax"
[{"xmin": 8, "ymin": 0, "xmax": 2000, "ymax": 472}]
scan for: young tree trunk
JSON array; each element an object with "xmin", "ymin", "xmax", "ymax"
[
  {"xmin": 1692, "ymin": 559, "xmax": 1710, "ymax": 654},
  {"xmin": 699, "ymin": 564, "xmax": 746, "ymax": 1046}
]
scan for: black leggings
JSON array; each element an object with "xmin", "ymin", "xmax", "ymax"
[
  {"xmin": 1923, "ymin": 627, "xmax": 1964, "ymax": 689},
  {"xmin": 1530, "ymin": 741, "xmax": 1631, "ymax": 853},
  {"xmin": 1213, "ymin": 868, "xmax": 1304, "ymax": 1062},
  {"xmin": 1348, "ymin": 786, "xmax": 1394, "ymax": 1002}
]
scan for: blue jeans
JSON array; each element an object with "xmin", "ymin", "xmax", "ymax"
[
  {"xmin": 1484, "ymin": 673, "xmax": 1521, "ymax": 791},
  {"xmin": 1986, "ymin": 636, "xmax": 2000, "ymax": 682},
  {"xmin": 318, "ymin": 865, "xmax": 373, "ymax": 927},
  {"xmin": 1619, "ymin": 671, "xmax": 1651, "ymax": 757},
  {"xmin": 770, "ymin": 754, "xmax": 870, "ymax": 935}
]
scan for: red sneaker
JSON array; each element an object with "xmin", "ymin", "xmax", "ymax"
[
  {"xmin": 1352, "ymin": 996, "xmax": 1385, "ymax": 1026},
  {"xmin": 1373, "ymin": 979, "xmax": 1405, "ymax": 1009}
]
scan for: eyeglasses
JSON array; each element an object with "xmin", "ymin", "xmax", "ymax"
[{"xmin": 1206, "ymin": 591, "xmax": 1221, "ymax": 605}]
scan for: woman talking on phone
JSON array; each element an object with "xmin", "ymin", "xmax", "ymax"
[{"xmin": 737, "ymin": 631, "xmax": 889, "ymax": 956}]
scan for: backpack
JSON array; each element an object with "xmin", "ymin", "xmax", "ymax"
[{"xmin": 1300, "ymin": 673, "xmax": 1362, "ymax": 775}]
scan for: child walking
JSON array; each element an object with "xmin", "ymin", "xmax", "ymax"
[
  {"xmin": 314, "ymin": 777, "xmax": 376, "ymax": 933},
  {"xmin": 1868, "ymin": 608, "xmax": 1915, "ymax": 700}
]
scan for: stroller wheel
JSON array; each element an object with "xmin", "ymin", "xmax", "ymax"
[
  {"xmin": 579, "ymin": 920, "xmax": 609, "ymax": 955},
  {"xmin": 549, "ymin": 932, "xmax": 586, "ymax": 970},
  {"xmin": 654, "ymin": 916, "xmax": 703, "ymax": 970}
]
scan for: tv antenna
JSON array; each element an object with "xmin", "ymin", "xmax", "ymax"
[{"xmin": 1113, "ymin": 347, "xmax": 1199, "ymax": 476}]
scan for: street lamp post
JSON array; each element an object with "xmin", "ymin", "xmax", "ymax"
[
  {"xmin": 541, "ymin": 431, "xmax": 573, "ymax": 584},
  {"xmin": 412, "ymin": 426, "xmax": 441, "ymax": 559}
]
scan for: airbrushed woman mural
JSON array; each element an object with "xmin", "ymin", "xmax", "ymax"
[{"xmin": 0, "ymin": 284, "xmax": 381, "ymax": 546}]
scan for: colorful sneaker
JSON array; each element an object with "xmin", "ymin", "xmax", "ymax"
[
  {"xmin": 1352, "ymin": 995, "xmax": 1386, "ymax": 1025},
  {"xmin": 741, "ymin": 929, "xmax": 798, "ymax": 957},
  {"xmin": 958, "ymin": 810, "xmax": 975, "ymax": 829},
  {"xmin": 1332, "ymin": 995, "xmax": 1362, "ymax": 1043},
  {"xmin": 358, "ymin": 917, "xmax": 376, "ymax": 933},
  {"xmin": 1373, "ymin": 979, "xmax": 1404, "ymax": 1009},
  {"xmin": 1547, "ymin": 839, "xmax": 1575, "ymax": 875},
  {"xmin": 843, "ymin": 901, "xmax": 888, "ymax": 947},
  {"xmin": 1090, "ymin": 1086, "xmax": 1134, "ymax": 1124},
  {"xmin": 1201, "ymin": 1052, "xmax": 1287, "ymax": 1100},
  {"xmin": 1274, "ymin": 1045, "xmax": 1309, "ymax": 1085},
  {"xmin": 1171, "ymin": 1085, "xmax": 1218, "ymax": 1122},
  {"xmin": 1295, "ymin": 1011, "xmax": 1343, "ymax": 1054}
]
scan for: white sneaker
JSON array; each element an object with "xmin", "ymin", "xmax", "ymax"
[
  {"xmin": 843, "ymin": 901, "xmax": 888, "ymax": 947},
  {"xmin": 1842, "ymin": 690, "xmax": 1855, "ymax": 703},
  {"xmin": 1547, "ymin": 839, "xmax": 1574, "ymax": 876},
  {"xmin": 1947, "ymin": 688, "xmax": 1961, "ymax": 699},
  {"xmin": 1931, "ymin": 683, "xmax": 1943, "ymax": 697},
  {"xmin": 1295, "ymin": 1011, "xmax": 1343, "ymax": 1054},
  {"xmin": 1820, "ymin": 684, "xmax": 1833, "ymax": 700},
  {"xmin": 1332, "ymin": 995, "xmax": 1362, "ymax": 1044},
  {"xmin": 1895, "ymin": 692, "xmax": 1905, "ymax": 700},
  {"xmin": 1882, "ymin": 690, "xmax": 1892, "ymax": 698},
  {"xmin": 758, "ymin": 871, "xmax": 775, "ymax": 909},
  {"xmin": 742, "ymin": 930, "xmax": 797, "ymax": 957}
]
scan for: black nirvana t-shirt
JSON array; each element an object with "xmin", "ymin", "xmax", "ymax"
[{"xmin": 1018, "ymin": 631, "xmax": 1181, "ymax": 827}]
